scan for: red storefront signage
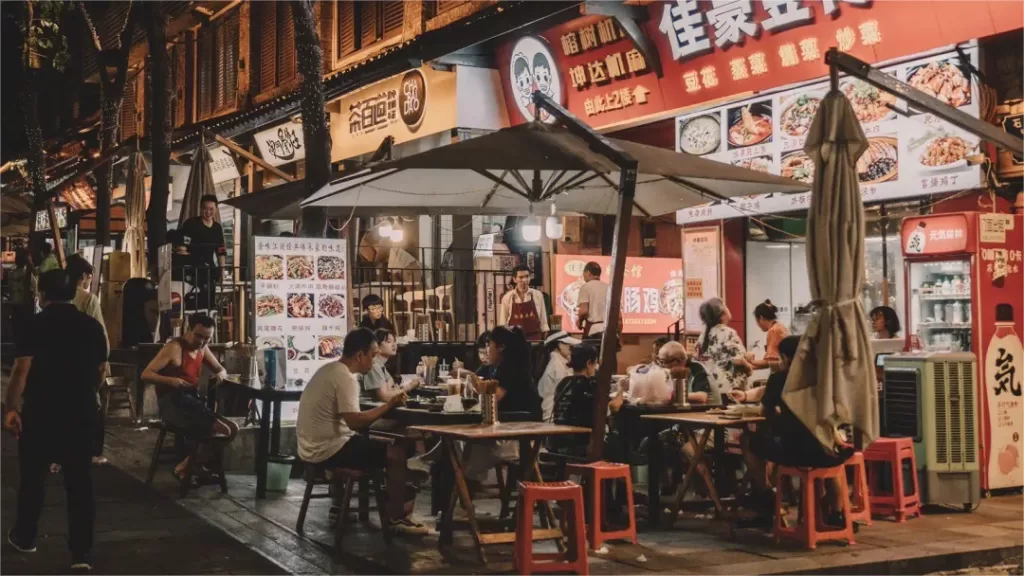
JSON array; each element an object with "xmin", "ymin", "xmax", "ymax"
[
  {"xmin": 901, "ymin": 214, "xmax": 972, "ymax": 256},
  {"xmin": 498, "ymin": 1, "xmax": 1023, "ymax": 130},
  {"xmin": 552, "ymin": 255, "xmax": 684, "ymax": 334}
]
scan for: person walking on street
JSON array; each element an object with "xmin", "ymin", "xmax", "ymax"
[
  {"xmin": 36, "ymin": 243, "xmax": 59, "ymax": 274},
  {"xmin": 7, "ymin": 248, "xmax": 37, "ymax": 345},
  {"xmin": 4, "ymin": 270, "xmax": 109, "ymax": 573},
  {"xmin": 65, "ymin": 255, "xmax": 111, "ymax": 466}
]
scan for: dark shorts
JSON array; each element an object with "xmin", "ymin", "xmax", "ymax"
[
  {"xmin": 158, "ymin": 390, "xmax": 216, "ymax": 437},
  {"xmin": 749, "ymin": 428, "xmax": 850, "ymax": 469},
  {"xmin": 318, "ymin": 434, "xmax": 387, "ymax": 471}
]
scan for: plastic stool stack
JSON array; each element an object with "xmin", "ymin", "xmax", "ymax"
[
  {"xmin": 864, "ymin": 437, "xmax": 921, "ymax": 522},
  {"xmin": 565, "ymin": 461, "xmax": 638, "ymax": 550},
  {"xmin": 514, "ymin": 481, "xmax": 589, "ymax": 575},
  {"xmin": 774, "ymin": 465, "xmax": 856, "ymax": 549}
]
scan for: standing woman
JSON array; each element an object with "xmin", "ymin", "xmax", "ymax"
[
  {"xmin": 747, "ymin": 300, "xmax": 788, "ymax": 372},
  {"xmin": 696, "ymin": 298, "xmax": 753, "ymax": 393},
  {"xmin": 65, "ymin": 255, "xmax": 110, "ymax": 466}
]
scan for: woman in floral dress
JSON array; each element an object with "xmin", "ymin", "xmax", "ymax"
[{"xmin": 696, "ymin": 298, "xmax": 754, "ymax": 394}]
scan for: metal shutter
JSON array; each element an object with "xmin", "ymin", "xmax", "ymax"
[
  {"xmin": 277, "ymin": 4, "xmax": 296, "ymax": 84},
  {"xmin": 172, "ymin": 43, "xmax": 186, "ymax": 127},
  {"xmin": 198, "ymin": 28, "xmax": 213, "ymax": 119},
  {"xmin": 337, "ymin": 1, "xmax": 356, "ymax": 57},
  {"xmin": 259, "ymin": 2, "xmax": 277, "ymax": 93},
  {"xmin": 222, "ymin": 11, "xmax": 239, "ymax": 108}
]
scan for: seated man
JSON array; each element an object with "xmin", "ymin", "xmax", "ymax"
[
  {"xmin": 730, "ymin": 335, "xmax": 853, "ymax": 527},
  {"xmin": 359, "ymin": 294, "xmax": 395, "ymax": 333},
  {"xmin": 297, "ymin": 328, "xmax": 427, "ymax": 536},
  {"xmin": 360, "ymin": 329, "xmax": 420, "ymax": 402},
  {"xmin": 142, "ymin": 313, "xmax": 238, "ymax": 480}
]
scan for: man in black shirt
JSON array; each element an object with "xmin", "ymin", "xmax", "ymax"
[
  {"xmin": 179, "ymin": 194, "xmax": 225, "ymax": 310},
  {"xmin": 358, "ymin": 293, "xmax": 395, "ymax": 333},
  {"xmin": 4, "ymin": 270, "xmax": 108, "ymax": 573}
]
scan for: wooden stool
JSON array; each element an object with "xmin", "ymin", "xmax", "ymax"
[
  {"xmin": 145, "ymin": 421, "xmax": 228, "ymax": 497},
  {"xmin": 295, "ymin": 463, "xmax": 391, "ymax": 552},
  {"xmin": 565, "ymin": 461, "xmax": 638, "ymax": 550},
  {"xmin": 514, "ymin": 481, "xmax": 588, "ymax": 576},
  {"xmin": 774, "ymin": 465, "xmax": 855, "ymax": 549},
  {"xmin": 102, "ymin": 377, "xmax": 137, "ymax": 422},
  {"xmin": 864, "ymin": 437, "xmax": 921, "ymax": 522},
  {"xmin": 844, "ymin": 452, "xmax": 872, "ymax": 526}
]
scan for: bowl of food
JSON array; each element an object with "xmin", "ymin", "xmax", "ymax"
[
  {"xmin": 907, "ymin": 59, "xmax": 971, "ymax": 108},
  {"xmin": 779, "ymin": 93, "xmax": 822, "ymax": 137},
  {"xmin": 659, "ymin": 277, "xmax": 685, "ymax": 318},
  {"xmin": 731, "ymin": 155, "xmax": 773, "ymax": 174},
  {"xmin": 318, "ymin": 293, "xmax": 346, "ymax": 318},
  {"xmin": 558, "ymin": 279, "xmax": 585, "ymax": 328},
  {"xmin": 917, "ymin": 135, "xmax": 975, "ymax": 170},
  {"xmin": 256, "ymin": 294, "xmax": 284, "ymax": 317},
  {"xmin": 727, "ymin": 102, "xmax": 772, "ymax": 148},
  {"xmin": 840, "ymin": 80, "xmax": 898, "ymax": 124},
  {"xmin": 287, "ymin": 293, "xmax": 315, "ymax": 318},
  {"xmin": 318, "ymin": 336, "xmax": 343, "ymax": 359},
  {"xmin": 780, "ymin": 150, "xmax": 815, "ymax": 184},
  {"xmin": 288, "ymin": 334, "xmax": 316, "ymax": 361},
  {"xmin": 287, "ymin": 255, "xmax": 314, "ymax": 280},
  {"xmin": 255, "ymin": 255, "xmax": 284, "ymax": 280},
  {"xmin": 317, "ymin": 255, "xmax": 345, "ymax": 280},
  {"xmin": 678, "ymin": 113, "xmax": 722, "ymax": 156},
  {"xmin": 856, "ymin": 137, "xmax": 899, "ymax": 184}
]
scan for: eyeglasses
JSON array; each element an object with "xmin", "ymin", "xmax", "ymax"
[{"xmin": 656, "ymin": 356, "xmax": 686, "ymax": 367}]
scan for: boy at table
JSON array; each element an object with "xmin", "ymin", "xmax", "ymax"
[
  {"xmin": 729, "ymin": 335, "xmax": 854, "ymax": 528},
  {"xmin": 297, "ymin": 328, "xmax": 428, "ymax": 536}
]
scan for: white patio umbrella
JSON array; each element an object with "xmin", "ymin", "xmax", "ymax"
[
  {"xmin": 122, "ymin": 150, "xmax": 148, "ymax": 277},
  {"xmin": 782, "ymin": 91, "xmax": 879, "ymax": 453},
  {"xmin": 300, "ymin": 122, "xmax": 808, "ymax": 216}
]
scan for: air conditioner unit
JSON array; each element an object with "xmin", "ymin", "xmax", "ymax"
[{"xmin": 882, "ymin": 352, "xmax": 980, "ymax": 509}]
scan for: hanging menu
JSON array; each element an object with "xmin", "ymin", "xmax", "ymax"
[
  {"xmin": 682, "ymin": 227, "xmax": 722, "ymax": 333},
  {"xmin": 253, "ymin": 236, "xmax": 349, "ymax": 395},
  {"xmin": 676, "ymin": 46, "xmax": 982, "ymax": 224}
]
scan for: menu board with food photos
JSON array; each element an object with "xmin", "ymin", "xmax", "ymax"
[
  {"xmin": 253, "ymin": 236, "xmax": 349, "ymax": 397},
  {"xmin": 553, "ymin": 255, "xmax": 684, "ymax": 334},
  {"xmin": 676, "ymin": 46, "xmax": 981, "ymax": 222}
]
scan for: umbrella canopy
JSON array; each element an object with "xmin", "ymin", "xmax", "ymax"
[
  {"xmin": 178, "ymin": 143, "xmax": 220, "ymax": 224},
  {"xmin": 123, "ymin": 150, "xmax": 148, "ymax": 278},
  {"xmin": 782, "ymin": 91, "xmax": 878, "ymax": 453},
  {"xmin": 299, "ymin": 122, "xmax": 808, "ymax": 216}
]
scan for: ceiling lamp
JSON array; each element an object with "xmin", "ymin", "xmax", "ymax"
[
  {"xmin": 389, "ymin": 224, "xmax": 404, "ymax": 243},
  {"xmin": 544, "ymin": 204, "xmax": 563, "ymax": 239},
  {"xmin": 521, "ymin": 217, "xmax": 542, "ymax": 243},
  {"xmin": 378, "ymin": 218, "xmax": 393, "ymax": 237}
]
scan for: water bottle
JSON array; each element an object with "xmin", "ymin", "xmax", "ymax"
[{"xmin": 264, "ymin": 349, "xmax": 277, "ymax": 389}]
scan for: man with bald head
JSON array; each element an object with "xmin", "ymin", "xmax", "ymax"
[{"xmin": 657, "ymin": 341, "xmax": 719, "ymax": 406}]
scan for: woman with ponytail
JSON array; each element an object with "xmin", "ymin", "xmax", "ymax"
[{"xmin": 747, "ymin": 300, "xmax": 789, "ymax": 372}]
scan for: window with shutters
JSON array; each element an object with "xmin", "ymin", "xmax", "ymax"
[
  {"xmin": 335, "ymin": 1, "xmax": 405, "ymax": 63},
  {"xmin": 318, "ymin": 1, "xmax": 334, "ymax": 74},
  {"xmin": 171, "ymin": 43, "xmax": 187, "ymax": 128},
  {"xmin": 120, "ymin": 75, "xmax": 138, "ymax": 141},
  {"xmin": 196, "ymin": 8, "xmax": 240, "ymax": 120},
  {"xmin": 255, "ymin": 2, "xmax": 298, "ymax": 95}
]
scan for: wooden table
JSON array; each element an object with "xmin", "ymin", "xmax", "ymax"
[
  {"xmin": 641, "ymin": 411, "xmax": 764, "ymax": 532},
  {"xmin": 407, "ymin": 422, "xmax": 590, "ymax": 563},
  {"xmin": 613, "ymin": 402, "xmax": 713, "ymax": 527},
  {"xmin": 217, "ymin": 381, "xmax": 302, "ymax": 498},
  {"xmin": 360, "ymin": 403, "xmax": 531, "ymax": 514}
]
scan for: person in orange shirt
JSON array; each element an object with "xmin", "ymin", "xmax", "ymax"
[{"xmin": 747, "ymin": 300, "xmax": 788, "ymax": 373}]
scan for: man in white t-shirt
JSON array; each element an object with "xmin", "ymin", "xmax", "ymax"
[
  {"xmin": 297, "ymin": 328, "xmax": 427, "ymax": 536},
  {"xmin": 576, "ymin": 261, "xmax": 609, "ymax": 338}
]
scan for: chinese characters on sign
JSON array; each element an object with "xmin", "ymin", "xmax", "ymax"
[
  {"xmin": 560, "ymin": 18, "xmax": 624, "ymax": 56},
  {"xmin": 993, "ymin": 348, "xmax": 1021, "ymax": 397},
  {"xmin": 349, "ymin": 90, "xmax": 398, "ymax": 136},
  {"xmin": 254, "ymin": 120, "xmax": 307, "ymax": 167}
]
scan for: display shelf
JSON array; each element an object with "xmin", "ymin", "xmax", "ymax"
[{"xmin": 916, "ymin": 292, "xmax": 971, "ymax": 301}]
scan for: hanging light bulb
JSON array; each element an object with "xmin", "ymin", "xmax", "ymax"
[
  {"xmin": 544, "ymin": 203, "xmax": 563, "ymax": 239},
  {"xmin": 378, "ymin": 218, "xmax": 393, "ymax": 237},
  {"xmin": 389, "ymin": 223, "xmax": 404, "ymax": 242},
  {"xmin": 521, "ymin": 217, "xmax": 542, "ymax": 243}
]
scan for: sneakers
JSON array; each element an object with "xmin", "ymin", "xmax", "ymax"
[
  {"xmin": 7, "ymin": 529, "xmax": 36, "ymax": 553},
  {"xmin": 388, "ymin": 515, "xmax": 429, "ymax": 536},
  {"xmin": 71, "ymin": 557, "xmax": 92, "ymax": 573}
]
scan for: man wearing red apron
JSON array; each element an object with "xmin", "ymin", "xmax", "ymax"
[{"xmin": 499, "ymin": 265, "xmax": 549, "ymax": 341}]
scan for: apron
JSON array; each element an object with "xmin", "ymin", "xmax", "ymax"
[{"xmin": 509, "ymin": 293, "xmax": 543, "ymax": 341}]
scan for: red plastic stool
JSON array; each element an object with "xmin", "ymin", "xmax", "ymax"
[
  {"xmin": 844, "ymin": 452, "xmax": 872, "ymax": 526},
  {"xmin": 514, "ymin": 481, "xmax": 589, "ymax": 576},
  {"xmin": 864, "ymin": 437, "xmax": 921, "ymax": 522},
  {"xmin": 565, "ymin": 461, "xmax": 638, "ymax": 550},
  {"xmin": 774, "ymin": 465, "xmax": 856, "ymax": 549}
]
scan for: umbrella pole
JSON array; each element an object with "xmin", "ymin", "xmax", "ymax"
[{"xmin": 532, "ymin": 90, "xmax": 638, "ymax": 461}]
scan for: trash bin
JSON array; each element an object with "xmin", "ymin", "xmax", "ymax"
[{"xmin": 266, "ymin": 455, "xmax": 295, "ymax": 492}]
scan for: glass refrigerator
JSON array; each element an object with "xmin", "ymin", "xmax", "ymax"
[{"xmin": 901, "ymin": 212, "xmax": 1024, "ymax": 492}]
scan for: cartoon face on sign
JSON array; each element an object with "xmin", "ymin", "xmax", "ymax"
[{"xmin": 508, "ymin": 36, "xmax": 562, "ymax": 123}]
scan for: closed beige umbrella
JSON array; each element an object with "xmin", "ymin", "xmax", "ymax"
[
  {"xmin": 782, "ymin": 91, "xmax": 879, "ymax": 453},
  {"xmin": 178, "ymin": 142, "xmax": 220, "ymax": 224},
  {"xmin": 123, "ymin": 150, "xmax": 148, "ymax": 278}
]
